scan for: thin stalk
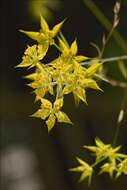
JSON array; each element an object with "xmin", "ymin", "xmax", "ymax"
[
  {"xmin": 91, "ymin": 157, "xmax": 106, "ymax": 168},
  {"xmin": 113, "ymin": 87, "xmax": 127, "ymax": 147},
  {"xmin": 81, "ymin": 55, "xmax": 127, "ymax": 66},
  {"xmin": 94, "ymin": 73, "xmax": 127, "ymax": 88},
  {"xmin": 53, "ymin": 43, "xmax": 62, "ymax": 52}
]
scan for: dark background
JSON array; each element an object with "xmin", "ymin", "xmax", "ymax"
[{"xmin": 1, "ymin": 0, "xmax": 127, "ymax": 189}]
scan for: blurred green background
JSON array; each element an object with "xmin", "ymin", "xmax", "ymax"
[{"xmin": 1, "ymin": 0, "xmax": 127, "ymax": 189}]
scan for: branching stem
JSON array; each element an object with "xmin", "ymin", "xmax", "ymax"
[{"xmin": 113, "ymin": 87, "xmax": 127, "ymax": 147}]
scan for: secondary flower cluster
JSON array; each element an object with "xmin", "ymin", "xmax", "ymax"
[
  {"xmin": 16, "ymin": 16, "xmax": 102, "ymax": 132},
  {"xmin": 69, "ymin": 138, "xmax": 127, "ymax": 184}
]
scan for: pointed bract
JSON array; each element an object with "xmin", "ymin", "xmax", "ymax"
[
  {"xmin": 71, "ymin": 40, "xmax": 78, "ymax": 55},
  {"xmin": 52, "ymin": 19, "xmax": 66, "ymax": 37},
  {"xmin": 19, "ymin": 30, "xmax": 45, "ymax": 43},
  {"xmin": 85, "ymin": 63, "xmax": 102, "ymax": 77},
  {"xmin": 40, "ymin": 15, "xmax": 49, "ymax": 34},
  {"xmin": 46, "ymin": 114, "xmax": 56, "ymax": 133},
  {"xmin": 55, "ymin": 111, "xmax": 72, "ymax": 124}
]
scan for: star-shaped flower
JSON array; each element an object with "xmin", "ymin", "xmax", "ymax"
[
  {"xmin": 20, "ymin": 15, "xmax": 65, "ymax": 46},
  {"xmin": 32, "ymin": 98, "xmax": 72, "ymax": 132},
  {"xmin": 69, "ymin": 157, "xmax": 93, "ymax": 185},
  {"xmin": 16, "ymin": 44, "xmax": 46, "ymax": 68}
]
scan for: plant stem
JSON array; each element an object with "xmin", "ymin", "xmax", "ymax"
[
  {"xmin": 101, "ymin": 55, "xmax": 127, "ymax": 64},
  {"xmin": 81, "ymin": 55, "xmax": 127, "ymax": 66},
  {"xmin": 113, "ymin": 87, "xmax": 127, "ymax": 147},
  {"xmin": 53, "ymin": 43, "xmax": 62, "ymax": 52},
  {"xmin": 91, "ymin": 157, "xmax": 106, "ymax": 168}
]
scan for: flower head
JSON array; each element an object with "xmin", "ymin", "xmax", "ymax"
[
  {"xmin": 32, "ymin": 98, "xmax": 72, "ymax": 132},
  {"xmin": 69, "ymin": 157, "xmax": 93, "ymax": 185}
]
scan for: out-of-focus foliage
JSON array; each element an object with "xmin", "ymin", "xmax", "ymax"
[
  {"xmin": 28, "ymin": 0, "xmax": 62, "ymax": 21},
  {"xmin": 70, "ymin": 138, "xmax": 127, "ymax": 184}
]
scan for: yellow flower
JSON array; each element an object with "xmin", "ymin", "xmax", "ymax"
[
  {"xmin": 19, "ymin": 16, "xmax": 65, "ymax": 45},
  {"xmin": 16, "ymin": 44, "xmax": 47, "ymax": 68},
  {"xmin": 32, "ymin": 98, "xmax": 72, "ymax": 132},
  {"xmin": 24, "ymin": 64, "xmax": 54, "ymax": 99},
  {"xmin": 58, "ymin": 37, "xmax": 89, "ymax": 65},
  {"xmin": 116, "ymin": 158, "xmax": 127, "ymax": 178},
  {"xmin": 99, "ymin": 159, "xmax": 116, "ymax": 178},
  {"xmin": 69, "ymin": 157, "xmax": 93, "ymax": 185}
]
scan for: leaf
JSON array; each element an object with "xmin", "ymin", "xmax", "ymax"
[
  {"xmin": 40, "ymin": 15, "xmax": 49, "ymax": 34},
  {"xmin": 71, "ymin": 40, "xmax": 78, "ymax": 55},
  {"xmin": 55, "ymin": 111, "xmax": 72, "ymax": 124},
  {"xmin": 52, "ymin": 19, "xmax": 65, "ymax": 37},
  {"xmin": 46, "ymin": 114, "xmax": 56, "ymax": 132},
  {"xmin": 85, "ymin": 63, "xmax": 102, "ymax": 77}
]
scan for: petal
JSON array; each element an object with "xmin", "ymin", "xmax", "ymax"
[
  {"xmin": 23, "ymin": 73, "xmax": 37, "ymax": 80},
  {"xmin": 85, "ymin": 63, "xmax": 102, "ymax": 77},
  {"xmin": 19, "ymin": 30, "xmax": 45, "ymax": 43},
  {"xmin": 40, "ymin": 15, "xmax": 49, "ymax": 34},
  {"xmin": 46, "ymin": 114, "xmax": 56, "ymax": 132},
  {"xmin": 31, "ymin": 108, "xmax": 50, "ymax": 120},
  {"xmin": 40, "ymin": 98, "xmax": 52, "ymax": 110},
  {"xmin": 63, "ymin": 85, "xmax": 72, "ymax": 94},
  {"xmin": 55, "ymin": 111, "xmax": 72, "ymax": 124},
  {"xmin": 52, "ymin": 19, "xmax": 65, "ymax": 37},
  {"xmin": 75, "ymin": 55, "xmax": 89, "ymax": 62},
  {"xmin": 37, "ymin": 44, "xmax": 49, "ymax": 60},
  {"xmin": 84, "ymin": 79, "xmax": 102, "ymax": 91},
  {"xmin": 74, "ymin": 88, "xmax": 87, "ymax": 104},
  {"xmin": 58, "ymin": 37, "xmax": 69, "ymax": 52},
  {"xmin": 54, "ymin": 98, "xmax": 63, "ymax": 111},
  {"xmin": 71, "ymin": 39, "xmax": 78, "ymax": 55}
]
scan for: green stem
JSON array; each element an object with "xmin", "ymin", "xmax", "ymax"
[
  {"xmin": 91, "ymin": 157, "xmax": 106, "ymax": 168},
  {"xmin": 81, "ymin": 55, "xmax": 127, "ymax": 66},
  {"xmin": 113, "ymin": 87, "xmax": 127, "ymax": 147},
  {"xmin": 53, "ymin": 43, "xmax": 62, "ymax": 52}
]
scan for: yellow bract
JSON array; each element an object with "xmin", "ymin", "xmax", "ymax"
[
  {"xmin": 16, "ymin": 44, "xmax": 47, "ymax": 68},
  {"xmin": 69, "ymin": 157, "xmax": 93, "ymax": 185},
  {"xmin": 32, "ymin": 98, "xmax": 72, "ymax": 132},
  {"xmin": 20, "ymin": 15, "xmax": 65, "ymax": 46}
]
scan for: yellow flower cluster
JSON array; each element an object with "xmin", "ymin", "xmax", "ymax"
[
  {"xmin": 70, "ymin": 138, "xmax": 127, "ymax": 184},
  {"xmin": 16, "ymin": 16, "xmax": 102, "ymax": 132}
]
